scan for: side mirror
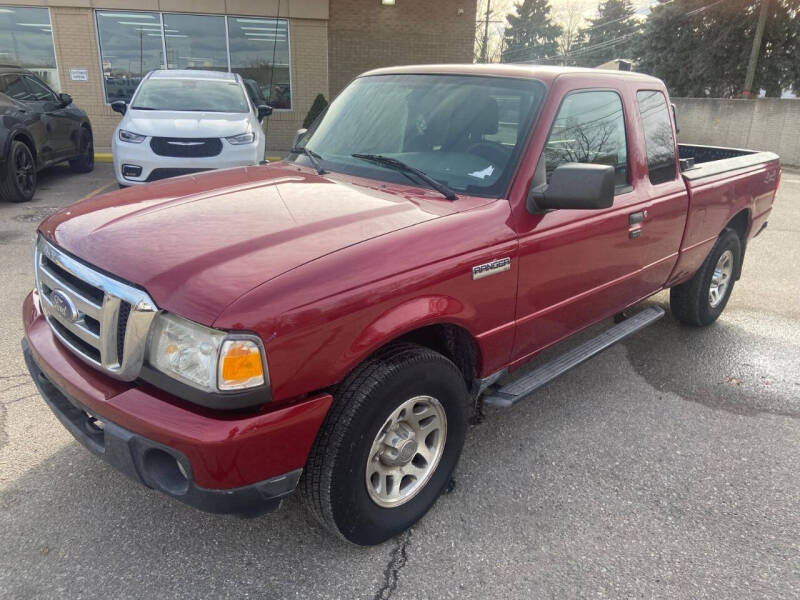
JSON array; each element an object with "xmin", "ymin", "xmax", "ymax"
[
  {"xmin": 58, "ymin": 92, "xmax": 72, "ymax": 107},
  {"xmin": 292, "ymin": 128, "xmax": 308, "ymax": 149},
  {"xmin": 527, "ymin": 163, "xmax": 615, "ymax": 213},
  {"xmin": 110, "ymin": 100, "xmax": 127, "ymax": 115},
  {"xmin": 256, "ymin": 104, "xmax": 273, "ymax": 121}
]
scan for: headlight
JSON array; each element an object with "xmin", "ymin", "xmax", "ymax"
[
  {"xmin": 146, "ymin": 313, "xmax": 267, "ymax": 393},
  {"xmin": 119, "ymin": 129, "xmax": 146, "ymax": 143},
  {"xmin": 226, "ymin": 132, "xmax": 255, "ymax": 145}
]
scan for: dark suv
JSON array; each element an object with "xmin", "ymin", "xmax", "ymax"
[{"xmin": 0, "ymin": 65, "xmax": 94, "ymax": 203}]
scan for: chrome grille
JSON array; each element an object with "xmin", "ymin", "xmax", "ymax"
[{"xmin": 34, "ymin": 236, "xmax": 158, "ymax": 381}]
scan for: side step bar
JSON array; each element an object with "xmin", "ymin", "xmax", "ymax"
[{"xmin": 483, "ymin": 306, "xmax": 665, "ymax": 408}]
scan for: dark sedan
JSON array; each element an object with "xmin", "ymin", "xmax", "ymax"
[{"xmin": 0, "ymin": 65, "xmax": 94, "ymax": 202}]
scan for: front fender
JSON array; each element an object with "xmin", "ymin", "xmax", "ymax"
[{"xmin": 348, "ymin": 295, "xmax": 471, "ymax": 361}]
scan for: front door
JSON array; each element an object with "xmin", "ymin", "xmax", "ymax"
[
  {"xmin": 24, "ymin": 75, "xmax": 74, "ymax": 160},
  {"xmin": 510, "ymin": 87, "xmax": 656, "ymax": 363}
]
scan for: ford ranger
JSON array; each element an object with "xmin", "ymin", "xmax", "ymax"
[{"xmin": 21, "ymin": 65, "xmax": 780, "ymax": 545}]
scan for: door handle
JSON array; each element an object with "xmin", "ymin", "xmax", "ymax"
[{"xmin": 628, "ymin": 210, "xmax": 648, "ymax": 225}]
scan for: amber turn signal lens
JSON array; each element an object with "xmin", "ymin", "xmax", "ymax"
[{"xmin": 218, "ymin": 339, "xmax": 265, "ymax": 390}]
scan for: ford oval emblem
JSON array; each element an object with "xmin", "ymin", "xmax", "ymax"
[{"xmin": 50, "ymin": 289, "xmax": 79, "ymax": 323}]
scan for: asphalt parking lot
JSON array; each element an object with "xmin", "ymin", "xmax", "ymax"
[{"xmin": 1, "ymin": 162, "xmax": 798, "ymax": 599}]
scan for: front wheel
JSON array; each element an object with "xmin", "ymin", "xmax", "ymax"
[
  {"xmin": 301, "ymin": 344, "xmax": 468, "ymax": 545},
  {"xmin": 0, "ymin": 140, "xmax": 37, "ymax": 203},
  {"xmin": 670, "ymin": 229, "xmax": 741, "ymax": 326}
]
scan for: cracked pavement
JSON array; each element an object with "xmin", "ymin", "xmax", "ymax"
[{"xmin": 1, "ymin": 163, "xmax": 798, "ymax": 599}]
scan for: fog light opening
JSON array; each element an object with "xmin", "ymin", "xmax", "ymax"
[
  {"xmin": 121, "ymin": 164, "xmax": 142, "ymax": 179},
  {"xmin": 143, "ymin": 448, "xmax": 189, "ymax": 495}
]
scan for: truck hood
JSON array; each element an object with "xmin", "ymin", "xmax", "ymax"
[
  {"xmin": 122, "ymin": 109, "xmax": 252, "ymax": 138},
  {"xmin": 40, "ymin": 164, "xmax": 466, "ymax": 325}
]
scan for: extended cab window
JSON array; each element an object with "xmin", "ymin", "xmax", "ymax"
[
  {"xmin": 637, "ymin": 90, "xmax": 677, "ymax": 185},
  {"xmin": 543, "ymin": 90, "xmax": 629, "ymax": 189}
]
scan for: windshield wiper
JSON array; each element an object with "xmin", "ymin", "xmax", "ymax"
[
  {"xmin": 292, "ymin": 146, "xmax": 326, "ymax": 175},
  {"xmin": 130, "ymin": 106, "xmax": 157, "ymax": 110},
  {"xmin": 351, "ymin": 153, "xmax": 457, "ymax": 200}
]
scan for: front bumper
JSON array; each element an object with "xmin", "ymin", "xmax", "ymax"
[
  {"xmin": 24, "ymin": 339, "xmax": 298, "ymax": 515},
  {"xmin": 22, "ymin": 290, "xmax": 333, "ymax": 514}
]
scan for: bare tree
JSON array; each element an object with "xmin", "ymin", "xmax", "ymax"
[
  {"xmin": 553, "ymin": 0, "xmax": 585, "ymax": 63},
  {"xmin": 474, "ymin": 0, "xmax": 507, "ymax": 63}
]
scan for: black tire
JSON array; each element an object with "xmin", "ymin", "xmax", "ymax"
[
  {"xmin": 0, "ymin": 140, "xmax": 37, "ymax": 203},
  {"xmin": 670, "ymin": 229, "xmax": 741, "ymax": 326},
  {"xmin": 68, "ymin": 127, "xmax": 94, "ymax": 173},
  {"xmin": 301, "ymin": 343, "xmax": 469, "ymax": 545}
]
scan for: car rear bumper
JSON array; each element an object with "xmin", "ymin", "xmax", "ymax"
[{"xmin": 22, "ymin": 290, "xmax": 333, "ymax": 514}]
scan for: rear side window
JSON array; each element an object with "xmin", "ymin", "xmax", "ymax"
[
  {"xmin": 3, "ymin": 74, "xmax": 32, "ymax": 102},
  {"xmin": 543, "ymin": 90, "xmax": 629, "ymax": 188},
  {"xmin": 637, "ymin": 90, "xmax": 677, "ymax": 185}
]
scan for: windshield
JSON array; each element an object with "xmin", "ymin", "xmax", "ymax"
[
  {"xmin": 298, "ymin": 74, "xmax": 545, "ymax": 197},
  {"xmin": 131, "ymin": 78, "xmax": 249, "ymax": 112}
]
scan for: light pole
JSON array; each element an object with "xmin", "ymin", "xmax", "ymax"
[{"xmin": 743, "ymin": 0, "xmax": 769, "ymax": 98}]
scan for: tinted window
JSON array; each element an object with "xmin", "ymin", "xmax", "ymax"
[
  {"xmin": 228, "ymin": 17, "xmax": 291, "ymax": 109},
  {"xmin": 637, "ymin": 90, "xmax": 677, "ymax": 184},
  {"xmin": 25, "ymin": 75, "xmax": 56, "ymax": 102},
  {"xmin": 162, "ymin": 13, "xmax": 227, "ymax": 71},
  {"xmin": 94, "ymin": 11, "xmax": 292, "ymax": 108},
  {"xmin": 301, "ymin": 74, "xmax": 545, "ymax": 197},
  {"xmin": 95, "ymin": 11, "xmax": 164, "ymax": 103},
  {"xmin": 3, "ymin": 74, "xmax": 32, "ymax": 102},
  {"xmin": 131, "ymin": 78, "xmax": 249, "ymax": 112},
  {"xmin": 543, "ymin": 91, "xmax": 629, "ymax": 188},
  {"xmin": 0, "ymin": 6, "xmax": 59, "ymax": 90}
]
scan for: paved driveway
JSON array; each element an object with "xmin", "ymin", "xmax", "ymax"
[{"xmin": 1, "ymin": 163, "xmax": 798, "ymax": 599}]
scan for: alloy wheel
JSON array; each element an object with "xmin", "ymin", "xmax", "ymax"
[{"xmin": 365, "ymin": 395, "xmax": 447, "ymax": 508}]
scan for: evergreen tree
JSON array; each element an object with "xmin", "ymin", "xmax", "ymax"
[
  {"xmin": 501, "ymin": 0, "xmax": 563, "ymax": 64},
  {"xmin": 572, "ymin": 0, "xmax": 641, "ymax": 67},
  {"xmin": 635, "ymin": 0, "xmax": 800, "ymax": 98}
]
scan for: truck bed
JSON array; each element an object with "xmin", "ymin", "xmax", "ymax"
[{"xmin": 679, "ymin": 144, "xmax": 779, "ymax": 181}]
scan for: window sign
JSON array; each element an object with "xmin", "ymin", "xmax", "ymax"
[{"xmin": 70, "ymin": 68, "xmax": 88, "ymax": 81}]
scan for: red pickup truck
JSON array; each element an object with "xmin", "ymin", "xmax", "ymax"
[{"xmin": 22, "ymin": 65, "xmax": 780, "ymax": 545}]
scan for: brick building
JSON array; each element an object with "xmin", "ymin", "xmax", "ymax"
[{"xmin": 1, "ymin": 0, "xmax": 476, "ymax": 151}]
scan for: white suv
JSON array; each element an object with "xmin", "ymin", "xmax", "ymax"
[{"xmin": 111, "ymin": 70, "xmax": 271, "ymax": 186}]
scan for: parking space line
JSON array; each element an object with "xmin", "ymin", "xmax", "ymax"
[{"xmin": 78, "ymin": 181, "xmax": 116, "ymax": 202}]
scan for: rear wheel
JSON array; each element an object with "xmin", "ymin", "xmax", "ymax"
[
  {"xmin": 670, "ymin": 229, "xmax": 741, "ymax": 326},
  {"xmin": 68, "ymin": 127, "xmax": 94, "ymax": 173},
  {"xmin": 0, "ymin": 140, "xmax": 36, "ymax": 203},
  {"xmin": 301, "ymin": 344, "xmax": 468, "ymax": 545}
]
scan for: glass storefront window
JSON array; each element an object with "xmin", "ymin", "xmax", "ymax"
[
  {"xmin": 96, "ymin": 11, "xmax": 165, "ymax": 103},
  {"xmin": 95, "ymin": 11, "xmax": 291, "ymax": 109},
  {"xmin": 228, "ymin": 17, "xmax": 291, "ymax": 109},
  {"xmin": 162, "ymin": 13, "xmax": 227, "ymax": 72},
  {"xmin": 0, "ymin": 6, "xmax": 59, "ymax": 90}
]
